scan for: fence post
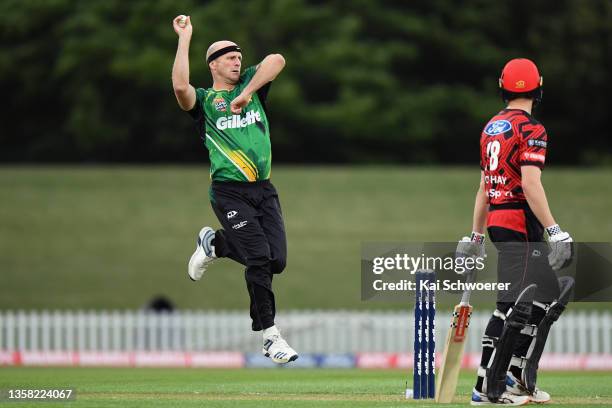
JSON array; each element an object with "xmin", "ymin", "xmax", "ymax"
[
  {"xmin": 65, "ymin": 312, "xmax": 74, "ymax": 352},
  {"xmin": 41, "ymin": 310, "xmax": 50, "ymax": 351},
  {"xmin": 0, "ymin": 311, "xmax": 4, "ymax": 351},
  {"xmin": 136, "ymin": 312, "xmax": 145, "ymax": 350},
  {"xmin": 6, "ymin": 312, "xmax": 14, "ymax": 351},
  {"xmin": 100, "ymin": 311, "xmax": 109, "ymax": 351},
  {"xmin": 17, "ymin": 311, "xmax": 26, "ymax": 351},
  {"xmin": 124, "ymin": 311, "xmax": 133, "ymax": 352},
  {"xmin": 601, "ymin": 310, "xmax": 612, "ymax": 354}
]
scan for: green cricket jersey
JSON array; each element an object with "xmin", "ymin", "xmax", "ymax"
[{"xmin": 189, "ymin": 66, "xmax": 272, "ymax": 182}]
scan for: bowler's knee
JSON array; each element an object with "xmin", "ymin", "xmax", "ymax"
[{"xmin": 270, "ymin": 257, "xmax": 286, "ymax": 274}]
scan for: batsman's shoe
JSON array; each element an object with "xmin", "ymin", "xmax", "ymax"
[
  {"xmin": 187, "ymin": 227, "xmax": 216, "ymax": 281},
  {"xmin": 262, "ymin": 333, "xmax": 298, "ymax": 364},
  {"xmin": 470, "ymin": 388, "xmax": 529, "ymax": 406},
  {"xmin": 506, "ymin": 373, "xmax": 551, "ymax": 404}
]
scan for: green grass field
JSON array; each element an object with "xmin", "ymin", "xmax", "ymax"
[
  {"xmin": 0, "ymin": 368, "xmax": 610, "ymax": 407},
  {"xmin": 1, "ymin": 166, "xmax": 611, "ymax": 310}
]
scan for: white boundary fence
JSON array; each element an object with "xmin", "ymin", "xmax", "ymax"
[{"xmin": 1, "ymin": 310, "xmax": 610, "ymax": 354}]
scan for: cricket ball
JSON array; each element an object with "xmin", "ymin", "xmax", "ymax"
[{"xmin": 178, "ymin": 15, "xmax": 187, "ymax": 28}]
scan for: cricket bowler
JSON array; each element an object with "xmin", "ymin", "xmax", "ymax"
[
  {"xmin": 171, "ymin": 15, "xmax": 298, "ymax": 364},
  {"xmin": 456, "ymin": 58, "xmax": 574, "ymax": 405}
]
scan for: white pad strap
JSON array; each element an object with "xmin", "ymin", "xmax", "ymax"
[
  {"xmin": 477, "ymin": 366, "xmax": 487, "ymax": 377},
  {"xmin": 520, "ymin": 324, "xmax": 538, "ymax": 337},
  {"xmin": 511, "ymin": 355, "xmax": 528, "ymax": 369},
  {"xmin": 493, "ymin": 309, "xmax": 507, "ymax": 320},
  {"xmin": 482, "ymin": 335, "xmax": 496, "ymax": 349},
  {"xmin": 533, "ymin": 301, "xmax": 551, "ymax": 312}
]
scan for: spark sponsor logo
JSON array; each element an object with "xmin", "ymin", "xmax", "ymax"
[
  {"xmin": 213, "ymin": 97, "xmax": 227, "ymax": 112},
  {"xmin": 484, "ymin": 175, "xmax": 507, "ymax": 184},
  {"xmin": 232, "ymin": 221, "xmax": 248, "ymax": 230},
  {"xmin": 216, "ymin": 110, "xmax": 262, "ymax": 130},
  {"xmin": 487, "ymin": 189, "xmax": 514, "ymax": 199},
  {"xmin": 484, "ymin": 120, "xmax": 512, "ymax": 136},
  {"xmin": 528, "ymin": 139, "xmax": 547, "ymax": 148},
  {"xmin": 521, "ymin": 152, "xmax": 546, "ymax": 163},
  {"xmin": 227, "ymin": 210, "xmax": 238, "ymax": 219}
]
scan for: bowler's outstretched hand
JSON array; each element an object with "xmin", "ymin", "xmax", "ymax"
[{"xmin": 173, "ymin": 15, "xmax": 192, "ymax": 37}]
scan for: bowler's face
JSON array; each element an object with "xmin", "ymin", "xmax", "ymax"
[{"xmin": 212, "ymin": 52, "xmax": 242, "ymax": 84}]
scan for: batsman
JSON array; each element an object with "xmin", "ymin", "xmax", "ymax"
[
  {"xmin": 171, "ymin": 15, "xmax": 298, "ymax": 363},
  {"xmin": 456, "ymin": 59, "xmax": 574, "ymax": 405}
]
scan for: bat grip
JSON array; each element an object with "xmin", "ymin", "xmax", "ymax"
[{"xmin": 459, "ymin": 268, "xmax": 476, "ymax": 305}]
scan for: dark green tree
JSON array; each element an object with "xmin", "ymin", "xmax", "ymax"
[{"xmin": 1, "ymin": 0, "xmax": 610, "ymax": 163}]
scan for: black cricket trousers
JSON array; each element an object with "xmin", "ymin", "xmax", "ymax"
[{"xmin": 210, "ymin": 180, "xmax": 287, "ymax": 331}]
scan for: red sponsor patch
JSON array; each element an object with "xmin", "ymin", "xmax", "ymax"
[{"xmin": 521, "ymin": 152, "xmax": 546, "ymax": 163}]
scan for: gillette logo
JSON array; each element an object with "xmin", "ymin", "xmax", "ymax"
[{"xmin": 216, "ymin": 110, "xmax": 262, "ymax": 130}]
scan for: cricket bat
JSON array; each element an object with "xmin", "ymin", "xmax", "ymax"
[{"xmin": 435, "ymin": 271, "xmax": 474, "ymax": 403}]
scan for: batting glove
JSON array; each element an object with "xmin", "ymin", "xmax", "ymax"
[
  {"xmin": 455, "ymin": 232, "xmax": 486, "ymax": 274},
  {"xmin": 546, "ymin": 224, "xmax": 573, "ymax": 271}
]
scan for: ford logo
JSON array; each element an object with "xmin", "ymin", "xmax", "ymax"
[{"xmin": 484, "ymin": 120, "xmax": 512, "ymax": 136}]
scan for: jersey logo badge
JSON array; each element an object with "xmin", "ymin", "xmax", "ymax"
[
  {"xmin": 213, "ymin": 97, "xmax": 227, "ymax": 112},
  {"xmin": 484, "ymin": 120, "xmax": 512, "ymax": 135},
  {"xmin": 528, "ymin": 139, "xmax": 547, "ymax": 148}
]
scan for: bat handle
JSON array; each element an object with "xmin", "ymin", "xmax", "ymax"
[{"xmin": 459, "ymin": 268, "xmax": 476, "ymax": 305}]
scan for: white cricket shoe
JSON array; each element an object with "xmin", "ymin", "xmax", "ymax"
[
  {"xmin": 187, "ymin": 227, "xmax": 216, "ymax": 281},
  {"xmin": 506, "ymin": 372, "xmax": 551, "ymax": 404},
  {"xmin": 262, "ymin": 328, "xmax": 298, "ymax": 364},
  {"xmin": 470, "ymin": 388, "xmax": 530, "ymax": 406}
]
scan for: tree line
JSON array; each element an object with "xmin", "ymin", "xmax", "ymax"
[{"xmin": 1, "ymin": 0, "xmax": 610, "ymax": 164}]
